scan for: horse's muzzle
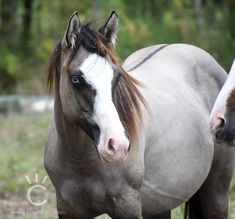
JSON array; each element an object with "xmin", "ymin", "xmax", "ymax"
[{"xmin": 98, "ymin": 135, "xmax": 130, "ymax": 163}]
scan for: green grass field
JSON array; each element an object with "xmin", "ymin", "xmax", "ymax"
[{"xmin": 0, "ymin": 113, "xmax": 234, "ymax": 219}]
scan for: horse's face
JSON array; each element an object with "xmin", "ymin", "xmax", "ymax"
[
  {"xmin": 209, "ymin": 59, "xmax": 235, "ymax": 146},
  {"xmin": 59, "ymin": 12, "xmax": 130, "ymax": 163}
]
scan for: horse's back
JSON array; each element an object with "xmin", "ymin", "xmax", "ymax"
[
  {"xmin": 124, "ymin": 44, "xmax": 227, "ymax": 103},
  {"xmin": 124, "ymin": 43, "xmax": 227, "ymax": 123},
  {"xmin": 123, "ymin": 44, "xmax": 228, "ymax": 214}
]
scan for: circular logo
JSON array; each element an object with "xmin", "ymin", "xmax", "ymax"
[
  {"xmin": 27, "ymin": 184, "xmax": 47, "ymax": 206},
  {"xmin": 25, "ymin": 174, "xmax": 48, "ymax": 206}
]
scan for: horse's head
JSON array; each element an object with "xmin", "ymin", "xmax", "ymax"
[
  {"xmin": 48, "ymin": 12, "xmax": 145, "ymax": 163},
  {"xmin": 209, "ymin": 59, "xmax": 235, "ymax": 146}
]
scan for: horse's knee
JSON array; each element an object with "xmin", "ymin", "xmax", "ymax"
[
  {"xmin": 143, "ymin": 211, "xmax": 171, "ymax": 219},
  {"xmin": 113, "ymin": 214, "xmax": 141, "ymax": 219},
  {"xmin": 110, "ymin": 189, "xmax": 142, "ymax": 219},
  {"xmin": 112, "ymin": 207, "xmax": 142, "ymax": 219}
]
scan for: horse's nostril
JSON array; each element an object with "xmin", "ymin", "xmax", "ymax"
[
  {"xmin": 108, "ymin": 138, "xmax": 116, "ymax": 151},
  {"xmin": 218, "ymin": 117, "xmax": 225, "ymax": 129},
  {"xmin": 108, "ymin": 138, "xmax": 130, "ymax": 154}
]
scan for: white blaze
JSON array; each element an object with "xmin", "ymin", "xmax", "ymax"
[{"xmin": 80, "ymin": 54, "xmax": 127, "ymax": 151}]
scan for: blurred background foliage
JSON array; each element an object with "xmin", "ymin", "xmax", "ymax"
[{"xmin": 0, "ymin": 0, "xmax": 234, "ymax": 94}]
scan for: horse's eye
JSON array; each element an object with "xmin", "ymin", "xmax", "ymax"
[
  {"xmin": 71, "ymin": 76, "xmax": 81, "ymax": 85},
  {"xmin": 71, "ymin": 75, "xmax": 84, "ymax": 86}
]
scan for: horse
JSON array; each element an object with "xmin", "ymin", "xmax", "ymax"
[
  {"xmin": 44, "ymin": 11, "xmax": 234, "ymax": 219},
  {"xmin": 210, "ymin": 59, "xmax": 235, "ymax": 145}
]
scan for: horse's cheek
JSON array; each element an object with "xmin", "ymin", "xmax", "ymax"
[{"xmin": 60, "ymin": 77, "xmax": 80, "ymax": 121}]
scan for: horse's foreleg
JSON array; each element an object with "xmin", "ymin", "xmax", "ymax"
[
  {"xmin": 143, "ymin": 211, "xmax": 171, "ymax": 219},
  {"xmin": 56, "ymin": 192, "xmax": 94, "ymax": 219}
]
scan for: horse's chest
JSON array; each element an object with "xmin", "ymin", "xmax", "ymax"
[
  {"xmin": 48, "ymin": 160, "xmax": 142, "ymax": 217},
  {"xmin": 59, "ymin": 176, "xmax": 109, "ymax": 212},
  {"xmin": 45, "ymin": 159, "xmax": 106, "ymax": 212}
]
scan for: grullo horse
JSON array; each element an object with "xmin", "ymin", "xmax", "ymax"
[{"xmin": 45, "ymin": 11, "xmax": 234, "ymax": 219}]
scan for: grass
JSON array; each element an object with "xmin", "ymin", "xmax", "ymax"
[
  {"xmin": 0, "ymin": 113, "xmax": 234, "ymax": 218},
  {"xmin": 0, "ymin": 113, "xmax": 51, "ymax": 194}
]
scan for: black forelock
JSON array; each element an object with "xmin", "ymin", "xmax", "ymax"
[{"xmin": 73, "ymin": 23, "xmax": 107, "ymax": 56}]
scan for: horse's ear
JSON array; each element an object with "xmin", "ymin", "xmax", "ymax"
[
  {"xmin": 62, "ymin": 11, "xmax": 81, "ymax": 49},
  {"xmin": 99, "ymin": 11, "xmax": 119, "ymax": 46}
]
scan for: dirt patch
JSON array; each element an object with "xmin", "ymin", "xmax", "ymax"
[{"xmin": 0, "ymin": 193, "xmax": 57, "ymax": 219}]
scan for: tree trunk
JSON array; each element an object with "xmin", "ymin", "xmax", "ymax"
[
  {"xmin": 0, "ymin": 0, "xmax": 18, "ymax": 38},
  {"xmin": 22, "ymin": 0, "xmax": 33, "ymax": 48}
]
